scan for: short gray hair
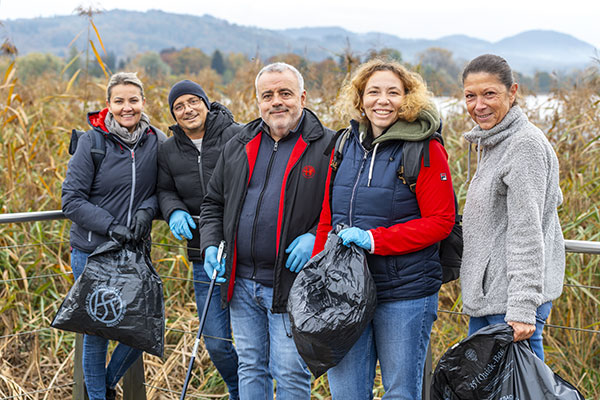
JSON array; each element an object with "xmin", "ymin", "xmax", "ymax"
[
  {"xmin": 255, "ymin": 62, "xmax": 304, "ymax": 97},
  {"xmin": 106, "ymin": 72, "xmax": 144, "ymax": 101}
]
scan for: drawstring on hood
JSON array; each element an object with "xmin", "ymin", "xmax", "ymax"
[{"xmin": 367, "ymin": 143, "xmax": 380, "ymax": 187}]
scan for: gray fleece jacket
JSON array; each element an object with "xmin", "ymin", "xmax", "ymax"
[{"xmin": 461, "ymin": 105, "xmax": 565, "ymax": 325}]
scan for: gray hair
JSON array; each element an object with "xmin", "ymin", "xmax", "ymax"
[
  {"xmin": 254, "ymin": 62, "xmax": 305, "ymax": 97},
  {"xmin": 106, "ymin": 72, "xmax": 144, "ymax": 101}
]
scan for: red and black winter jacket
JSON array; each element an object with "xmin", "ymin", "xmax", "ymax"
[{"xmin": 200, "ymin": 108, "xmax": 334, "ymax": 313}]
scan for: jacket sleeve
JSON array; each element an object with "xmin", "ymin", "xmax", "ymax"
[
  {"xmin": 199, "ymin": 150, "xmax": 226, "ymax": 254},
  {"xmin": 503, "ymin": 137, "xmax": 549, "ymax": 324},
  {"xmin": 137, "ymin": 194, "xmax": 159, "ymax": 218},
  {"xmin": 312, "ymin": 151, "xmax": 335, "ymax": 256},
  {"xmin": 61, "ymin": 132, "xmax": 117, "ymax": 234},
  {"xmin": 156, "ymin": 142, "xmax": 188, "ymax": 222},
  {"xmin": 370, "ymin": 140, "xmax": 455, "ymax": 255}
]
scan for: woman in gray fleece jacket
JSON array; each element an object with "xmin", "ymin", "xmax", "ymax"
[{"xmin": 460, "ymin": 54, "xmax": 565, "ymax": 361}]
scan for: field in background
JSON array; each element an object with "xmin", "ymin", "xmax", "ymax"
[{"xmin": 0, "ymin": 58, "xmax": 599, "ymax": 399}]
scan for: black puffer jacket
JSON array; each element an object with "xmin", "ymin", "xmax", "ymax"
[
  {"xmin": 200, "ymin": 108, "xmax": 334, "ymax": 313},
  {"xmin": 157, "ymin": 101, "xmax": 241, "ymax": 261},
  {"xmin": 62, "ymin": 108, "xmax": 166, "ymax": 253}
]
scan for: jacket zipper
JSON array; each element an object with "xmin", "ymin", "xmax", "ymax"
[
  {"xmin": 250, "ymin": 140, "xmax": 278, "ymax": 280},
  {"xmin": 197, "ymin": 154, "xmax": 206, "ymax": 194},
  {"xmin": 127, "ymin": 148, "xmax": 136, "ymax": 228},
  {"xmin": 348, "ymin": 149, "xmax": 368, "ymax": 226}
]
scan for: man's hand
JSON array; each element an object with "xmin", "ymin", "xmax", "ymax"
[
  {"xmin": 285, "ymin": 233, "xmax": 315, "ymax": 273},
  {"xmin": 203, "ymin": 245, "xmax": 226, "ymax": 283},
  {"xmin": 169, "ymin": 210, "xmax": 196, "ymax": 240}
]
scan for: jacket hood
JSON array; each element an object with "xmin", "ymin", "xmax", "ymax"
[
  {"xmin": 87, "ymin": 108, "xmax": 110, "ymax": 133},
  {"xmin": 366, "ymin": 103, "xmax": 440, "ymax": 145},
  {"xmin": 236, "ymin": 108, "xmax": 326, "ymax": 144}
]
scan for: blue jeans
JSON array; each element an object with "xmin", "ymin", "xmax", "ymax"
[
  {"xmin": 328, "ymin": 292, "xmax": 438, "ymax": 400},
  {"xmin": 192, "ymin": 262, "xmax": 239, "ymax": 400},
  {"xmin": 468, "ymin": 301, "xmax": 553, "ymax": 361},
  {"xmin": 71, "ymin": 248, "xmax": 143, "ymax": 400},
  {"xmin": 229, "ymin": 277, "xmax": 311, "ymax": 400}
]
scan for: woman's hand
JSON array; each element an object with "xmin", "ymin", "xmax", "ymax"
[
  {"xmin": 338, "ymin": 227, "xmax": 372, "ymax": 251},
  {"xmin": 507, "ymin": 321, "xmax": 536, "ymax": 342}
]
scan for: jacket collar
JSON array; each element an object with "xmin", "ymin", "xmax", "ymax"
[
  {"xmin": 463, "ymin": 105, "xmax": 527, "ymax": 148},
  {"xmin": 236, "ymin": 108, "xmax": 326, "ymax": 144}
]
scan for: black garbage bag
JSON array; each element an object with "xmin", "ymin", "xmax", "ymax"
[
  {"xmin": 431, "ymin": 323, "xmax": 584, "ymax": 400},
  {"xmin": 288, "ymin": 231, "xmax": 377, "ymax": 378},
  {"xmin": 51, "ymin": 240, "xmax": 164, "ymax": 357}
]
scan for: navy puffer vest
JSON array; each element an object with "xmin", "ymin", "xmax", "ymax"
[{"xmin": 331, "ymin": 125, "xmax": 442, "ymax": 302}]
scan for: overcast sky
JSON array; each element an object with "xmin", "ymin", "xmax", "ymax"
[{"xmin": 2, "ymin": 0, "xmax": 600, "ymax": 49}]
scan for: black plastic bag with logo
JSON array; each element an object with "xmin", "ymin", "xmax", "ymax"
[
  {"xmin": 431, "ymin": 323, "xmax": 584, "ymax": 400},
  {"xmin": 51, "ymin": 240, "xmax": 164, "ymax": 357},
  {"xmin": 288, "ymin": 230, "xmax": 377, "ymax": 378}
]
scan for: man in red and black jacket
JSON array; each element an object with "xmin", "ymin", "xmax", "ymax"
[{"xmin": 200, "ymin": 62, "xmax": 333, "ymax": 399}]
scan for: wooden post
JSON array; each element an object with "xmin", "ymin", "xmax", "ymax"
[
  {"xmin": 73, "ymin": 334, "xmax": 89, "ymax": 400},
  {"xmin": 123, "ymin": 356, "xmax": 146, "ymax": 400}
]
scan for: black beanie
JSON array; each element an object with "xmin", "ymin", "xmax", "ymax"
[{"xmin": 168, "ymin": 80, "xmax": 210, "ymax": 119}]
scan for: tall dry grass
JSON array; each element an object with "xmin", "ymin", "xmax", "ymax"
[{"xmin": 0, "ymin": 58, "xmax": 599, "ymax": 399}]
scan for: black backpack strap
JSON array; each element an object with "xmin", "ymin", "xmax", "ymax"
[
  {"xmin": 329, "ymin": 127, "xmax": 351, "ymax": 172},
  {"xmin": 398, "ymin": 140, "xmax": 426, "ymax": 193},
  {"xmin": 89, "ymin": 129, "xmax": 106, "ymax": 172},
  {"xmin": 398, "ymin": 127, "xmax": 444, "ymax": 193}
]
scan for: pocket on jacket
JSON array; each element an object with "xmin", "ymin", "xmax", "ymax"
[{"xmin": 482, "ymin": 257, "xmax": 491, "ymax": 297}]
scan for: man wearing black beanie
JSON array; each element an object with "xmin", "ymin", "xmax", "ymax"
[{"xmin": 157, "ymin": 80, "xmax": 241, "ymax": 399}]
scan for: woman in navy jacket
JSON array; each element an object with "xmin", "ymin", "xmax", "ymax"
[
  {"xmin": 313, "ymin": 59, "xmax": 455, "ymax": 399},
  {"xmin": 62, "ymin": 72, "xmax": 165, "ymax": 400}
]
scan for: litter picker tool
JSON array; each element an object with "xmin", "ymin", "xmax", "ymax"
[{"xmin": 179, "ymin": 240, "xmax": 225, "ymax": 399}]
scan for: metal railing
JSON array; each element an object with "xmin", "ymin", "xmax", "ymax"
[{"xmin": 1, "ymin": 210, "xmax": 599, "ymax": 400}]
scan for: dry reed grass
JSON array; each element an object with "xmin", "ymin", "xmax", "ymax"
[{"xmin": 1, "ymin": 57, "xmax": 599, "ymax": 399}]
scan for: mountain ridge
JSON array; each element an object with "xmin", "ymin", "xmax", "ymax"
[{"xmin": 2, "ymin": 9, "xmax": 597, "ymax": 74}]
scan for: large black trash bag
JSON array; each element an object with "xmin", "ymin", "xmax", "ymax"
[
  {"xmin": 288, "ymin": 231, "xmax": 377, "ymax": 378},
  {"xmin": 52, "ymin": 240, "xmax": 164, "ymax": 357},
  {"xmin": 431, "ymin": 323, "xmax": 584, "ymax": 400}
]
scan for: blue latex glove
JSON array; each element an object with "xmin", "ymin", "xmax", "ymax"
[
  {"xmin": 338, "ymin": 227, "xmax": 372, "ymax": 251},
  {"xmin": 204, "ymin": 245, "xmax": 226, "ymax": 283},
  {"xmin": 168, "ymin": 210, "xmax": 196, "ymax": 240},
  {"xmin": 285, "ymin": 233, "xmax": 315, "ymax": 273}
]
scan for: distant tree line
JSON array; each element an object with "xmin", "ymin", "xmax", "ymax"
[{"xmin": 0, "ymin": 44, "xmax": 581, "ymax": 96}]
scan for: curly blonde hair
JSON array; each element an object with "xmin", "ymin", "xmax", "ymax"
[{"xmin": 336, "ymin": 59, "xmax": 433, "ymax": 123}]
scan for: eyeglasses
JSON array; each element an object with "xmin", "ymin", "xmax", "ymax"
[{"xmin": 173, "ymin": 97, "xmax": 203, "ymax": 113}]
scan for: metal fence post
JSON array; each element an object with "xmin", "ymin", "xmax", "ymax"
[
  {"xmin": 422, "ymin": 342, "xmax": 432, "ymax": 400},
  {"xmin": 123, "ymin": 356, "xmax": 146, "ymax": 400},
  {"xmin": 73, "ymin": 334, "xmax": 89, "ymax": 400}
]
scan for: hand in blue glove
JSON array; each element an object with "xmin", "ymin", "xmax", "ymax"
[
  {"xmin": 285, "ymin": 233, "xmax": 315, "ymax": 273},
  {"xmin": 204, "ymin": 245, "xmax": 226, "ymax": 283},
  {"xmin": 168, "ymin": 210, "xmax": 196, "ymax": 240},
  {"xmin": 338, "ymin": 227, "xmax": 372, "ymax": 251}
]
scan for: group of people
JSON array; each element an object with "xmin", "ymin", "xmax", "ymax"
[{"xmin": 62, "ymin": 53, "xmax": 566, "ymax": 400}]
